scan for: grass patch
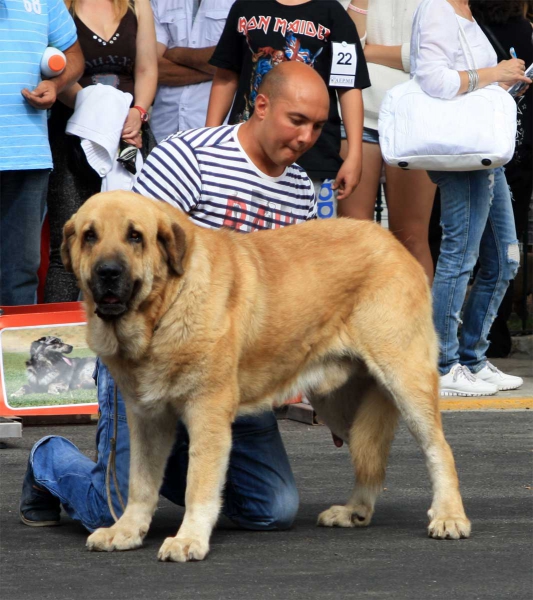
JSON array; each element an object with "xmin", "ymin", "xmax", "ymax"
[{"xmin": 3, "ymin": 350, "xmax": 97, "ymax": 409}]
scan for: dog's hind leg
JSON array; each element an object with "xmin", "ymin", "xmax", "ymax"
[
  {"xmin": 317, "ymin": 383, "xmax": 398, "ymax": 528},
  {"xmin": 87, "ymin": 402, "xmax": 178, "ymax": 553},
  {"xmin": 372, "ymin": 357, "xmax": 471, "ymax": 540},
  {"xmin": 157, "ymin": 394, "xmax": 235, "ymax": 563}
]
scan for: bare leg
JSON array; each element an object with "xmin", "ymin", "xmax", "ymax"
[
  {"xmin": 158, "ymin": 399, "xmax": 234, "ymax": 562},
  {"xmin": 385, "ymin": 165, "xmax": 437, "ymax": 284},
  {"xmin": 318, "ymin": 384, "xmax": 398, "ymax": 527},
  {"xmin": 87, "ymin": 403, "xmax": 178, "ymax": 552},
  {"xmin": 338, "ymin": 140, "xmax": 383, "ymax": 220}
]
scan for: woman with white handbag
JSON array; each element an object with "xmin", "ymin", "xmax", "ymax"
[{"xmin": 405, "ymin": 0, "xmax": 531, "ymax": 396}]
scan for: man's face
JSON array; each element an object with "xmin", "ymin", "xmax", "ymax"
[{"xmin": 260, "ymin": 87, "xmax": 329, "ymax": 168}]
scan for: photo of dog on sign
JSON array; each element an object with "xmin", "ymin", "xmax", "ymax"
[{"xmin": 1, "ymin": 325, "xmax": 97, "ymax": 409}]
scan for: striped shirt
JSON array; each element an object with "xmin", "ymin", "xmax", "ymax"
[
  {"xmin": 0, "ymin": 0, "xmax": 77, "ymax": 171},
  {"xmin": 133, "ymin": 125, "xmax": 317, "ymax": 232}
]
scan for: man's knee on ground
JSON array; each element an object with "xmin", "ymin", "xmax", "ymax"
[{"xmin": 228, "ymin": 485, "xmax": 299, "ymax": 531}]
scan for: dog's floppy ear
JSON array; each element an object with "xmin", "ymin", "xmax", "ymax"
[
  {"xmin": 157, "ymin": 217, "xmax": 187, "ymax": 276},
  {"xmin": 61, "ymin": 219, "xmax": 76, "ymax": 273}
]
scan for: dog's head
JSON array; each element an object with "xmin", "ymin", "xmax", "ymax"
[
  {"xmin": 25, "ymin": 337, "xmax": 73, "ymax": 387},
  {"xmin": 26, "ymin": 336, "xmax": 73, "ymax": 366},
  {"xmin": 61, "ymin": 191, "xmax": 187, "ymax": 321}
]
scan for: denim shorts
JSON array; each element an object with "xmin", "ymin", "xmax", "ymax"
[
  {"xmin": 340, "ymin": 123, "xmax": 379, "ymax": 145},
  {"xmin": 363, "ymin": 127, "xmax": 380, "ymax": 144}
]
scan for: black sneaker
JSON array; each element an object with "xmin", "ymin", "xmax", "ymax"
[{"xmin": 19, "ymin": 459, "xmax": 61, "ymax": 527}]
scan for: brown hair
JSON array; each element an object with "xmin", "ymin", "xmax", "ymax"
[{"xmin": 65, "ymin": 0, "xmax": 134, "ymax": 19}]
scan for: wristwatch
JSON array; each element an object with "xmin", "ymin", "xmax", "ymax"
[{"xmin": 133, "ymin": 105, "xmax": 149, "ymax": 123}]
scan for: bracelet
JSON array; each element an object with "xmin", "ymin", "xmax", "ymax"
[
  {"xmin": 348, "ymin": 3, "xmax": 368, "ymax": 14},
  {"xmin": 466, "ymin": 69, "xmax": 479, "ymax": 93},
  {"xmin": 133, "ymin": 105, "xmax": 149, "ymax": 123}
]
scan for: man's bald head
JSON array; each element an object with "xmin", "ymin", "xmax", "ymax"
[
  {"xmin": 257, "ymin": 61, "xmax": 329, "ymax": 108},
  {"xmin": 239, "ymin": 61, "xmax": 330, "ymax": 175}
]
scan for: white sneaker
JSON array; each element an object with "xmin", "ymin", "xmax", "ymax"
[
  {"xmin": 440, "ymin": 364, "xmax": 498, "ymax": 397},
  {"xmin": 476, "ymin": 361, "xmax": 524, "ymax": 391}
]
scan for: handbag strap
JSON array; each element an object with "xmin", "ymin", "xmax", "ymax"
[{"xmin": 456, "ymin": 16, "xmax": 477, "ymax": 71}]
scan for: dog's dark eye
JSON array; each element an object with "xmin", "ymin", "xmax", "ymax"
[
  {"xmin": 84, "ymin": 229, "xmax": 97, "ymax": 243},
  {"xmin": 129, "ymin": 230, "xmax": 143, "ymax": 244}
]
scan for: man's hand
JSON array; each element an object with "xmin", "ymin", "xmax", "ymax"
[
  {"xmin": 21, "ymin": 80, "xmax": 58, "ymax": 110},
  {"xmin": 332, "ymin": 159, "xmax": 362, "ymax": 201}
]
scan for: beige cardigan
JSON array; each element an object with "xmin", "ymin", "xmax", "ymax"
[{"xmin": 340, "ymin": 0, "xmax": 422, "ymax": 130}]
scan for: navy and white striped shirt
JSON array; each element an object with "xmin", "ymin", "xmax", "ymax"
[
  {"xmin": 0, "ymin": 0, "xmax": 77, "ymax": 170},
  {"xmin": 133, "ymin": 125, "xmax": 316, "ymax": 231}
]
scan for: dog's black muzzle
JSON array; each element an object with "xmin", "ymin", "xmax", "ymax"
[{"xmin": 90, "ymin": 258, "xmax": 134, "ymax": 321}]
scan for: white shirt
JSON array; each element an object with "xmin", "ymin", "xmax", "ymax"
[
  {"xmin": 412, "ymin": 0, "xmax": 497, "ymax": 99},
  {"xmin": 151, "ymin": 0, "xmax": 235, "ymax": 142}
]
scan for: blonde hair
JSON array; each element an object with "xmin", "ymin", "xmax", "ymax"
[{"xmin": 66, "ymin": 0, "xmax": 134, "ymax": 20}]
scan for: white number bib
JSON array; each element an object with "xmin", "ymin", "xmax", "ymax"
[{"xmin": 330, "ymin": 41, "xmax": 357, "ymax": 87}]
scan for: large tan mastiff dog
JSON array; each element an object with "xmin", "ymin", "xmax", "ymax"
[{"xmin": 62, "ymin": 191, "xmax": 471, "ymax": 562}]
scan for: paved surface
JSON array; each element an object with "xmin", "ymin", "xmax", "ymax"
[{"xmin": 1, "ymin": 411, "xmax": 532, "ymax": 600}]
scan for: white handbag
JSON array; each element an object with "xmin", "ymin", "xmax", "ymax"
[{"xmin": 378, "ymin": 11, "xmax": 517, "ymax": 171}]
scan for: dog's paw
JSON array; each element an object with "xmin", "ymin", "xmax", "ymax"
[
  {"xmin": 86, "ymin": 526, "xmax": 145, "ymax": 552},
  {"xmin": 157, "ymin": 536, "xmax": 209, "ymax": 563},
  {"xmin": 427, "ymin": 509, "xmax": 471, "ymax": 540},
  {"xmin": 317, "ymin": 504, "xmax": 373, "ymax": 528},
  {"xmin": 427, "ymin": 517, "xmax": 471, "ymax": 540}
]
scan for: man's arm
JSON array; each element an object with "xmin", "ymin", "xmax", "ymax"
[
  {"xmin": 21, "ymin": 40, "xmax": 84, "ymax": 110},
  {"xmin": 157, "ymin": 43, "xmax": 213, "ymax": 87},
  {"xmin": 163, "ymin": 46, "xmax": 217, "ymax": 76}
]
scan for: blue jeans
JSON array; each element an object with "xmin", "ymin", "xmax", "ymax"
[
  {"xmin": 0, "ymin": 169, "xmax": 49, "ymax": 306},
  {"xmin": 428, "ymin": 168, "xmax": 519, "ymax": 375},
  {"xmin": 30, "ymin": 361, "xmax": 298, "ymax": 532}
]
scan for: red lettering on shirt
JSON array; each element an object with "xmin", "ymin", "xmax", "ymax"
[
  {"xmin": 238, "ymin": 16, "xmax": 248, "ymax": 33},
  {"xmin": 257, "ymin": 16, "xmax": 271, "ymax": 34},
  {"xmin": 317, "ymin": 24, "xmax": 331, "ymax": 40},
  {"xmin": 247, "ymin": 16, "xmax": 259, "ymax": 31},
  {"xmin": 305, "ymin": 21, "xmax": 317, "ymax": 37},
  {"xmin": 241, "ymin": 16, "xmax": 329, "ymax": 40},
  {"xmin": 273, "ymin": 17, "xmax": 288, "ymax": 36},
  {"xmin": 223, "ymin": 198, "xmax": 247, "ymax": 230},
  {"xmin": 287, "ymin": 20, "xmax": 300, "ymax": 35}
]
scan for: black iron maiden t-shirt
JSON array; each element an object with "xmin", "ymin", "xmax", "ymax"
[{"xmin": 210, "ymin": 0, "xmax": 370, "ymax": 179}]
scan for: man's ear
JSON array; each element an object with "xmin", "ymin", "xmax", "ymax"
[
  {"xmin": 61, "ymin": 219, "xmax": 76, "ymax": 273},
  {"xmin": 254, "ymin": 93, "xmax": 269, "ymax": 120},
  {"xmin": 157, "ymin": 218, "xmax": 187, "ymax": 276}
]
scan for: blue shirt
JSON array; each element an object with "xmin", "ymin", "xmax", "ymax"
[{"xmin": 0, "ymin": 0, "xmax": 77, "ymax": 171}]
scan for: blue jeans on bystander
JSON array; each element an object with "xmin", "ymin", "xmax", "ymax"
[
  {"xmin": 0, "ymin": 169, "xmax": 49, "ymax": 306},
  {"xmin": 428, "ymin": 167, "xmax": 520, "ymax": 375},
  {"xmin": 29, "ymin": 360, "xmax": 299, "ymax": 532}
]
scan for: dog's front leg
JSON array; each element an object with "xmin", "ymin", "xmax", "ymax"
[
  {"xmin": 87, "ymin": 402, "xmax": 177, "ymax": 553},
  {"xmin": 158, "ymin": 399, "xmax": 234, "ymax": 563}
]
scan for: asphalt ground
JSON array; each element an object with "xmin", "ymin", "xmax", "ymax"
[{"xmin": 1, "ymin": 409, "xmax": 532, "ymax": 600}]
